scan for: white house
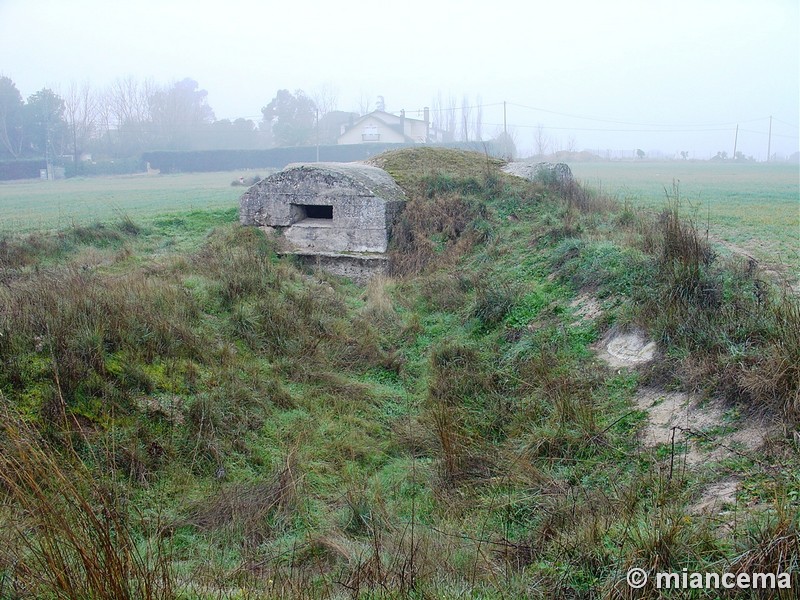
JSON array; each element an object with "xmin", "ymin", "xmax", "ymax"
[{"xmin": 337, "ymin": 109, "xmax": 434, "ymax": 145}]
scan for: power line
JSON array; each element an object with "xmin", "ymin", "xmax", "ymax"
[
  {"xmin": 506, "ymin": 102, "xmax": 771, "ymax": 129},
  {"xmin": 484, "ymin": 122, "xmax": 736, "ymax": 134},
  {"xmin": 772, "ymin": 117, "xmax": 799, "ymax": 129},
  {"xmin": 740, "ymin": 128, "xmax": 799, "ymax": 140}
]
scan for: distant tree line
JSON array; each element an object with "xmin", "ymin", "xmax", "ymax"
[
  {"xmin": 0, "ymin": 75, "xmax": 515, "ymax": 177},
  {"xmin": 0, "ymin": 76, "xmax": 358, "ymax": 168},
  {"xmin": 1, "ymin": 75, "xmax": 226, "ymax": 162}
]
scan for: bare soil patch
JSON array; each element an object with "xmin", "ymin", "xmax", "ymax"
[
  {"xmin": 634, "ymin": 387, "xmax": 769, "ymax": 466},
  {"xmin": 689, "ymin": 478, "xmax": 740, "ymax": 516},
  {"xmin": 596, "ymin": 327, "xmax": 656, "ymax": 368},
  {"xmin": 569, "ymin": 293, "xmax": 603, "ymax": 325}
]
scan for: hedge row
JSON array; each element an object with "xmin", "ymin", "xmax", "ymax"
[
  {"xmin": 142, "ymin": 142, "xmax": 500, "ymax": 173},
  {"xmin": 65, "ymin": 158, "xmax": 144, "ymax": 177},
  {"xmin": 0, "ymin": 160, "xmax": 47, "ymax": 181},
  {"xmin": 0, "ymin": 142, "xmax": 502, "ymax": 180}
]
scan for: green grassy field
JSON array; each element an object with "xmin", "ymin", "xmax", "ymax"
[
  {"xmin": 0, "ymin": 171, "xmax": 250, "ymax": 233},
  {"xmin": 570, "ymin": 161, "xmax": 799, "ymax": 276}
]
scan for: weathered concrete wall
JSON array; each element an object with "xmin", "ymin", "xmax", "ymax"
[
  {"xmin": 284, "ymin": 221, "xmax": 390, "ymax": 253},
  {"xmin": 502, "ymin": 161, "xmax": 574, "ymax": 185},
  {"xmin": 240, "ymin": 162, "xmax": 405, "ymax": 254},
  {"xmin": 292, "ymin": 252, "xmax": 388, "ymax": 285}
]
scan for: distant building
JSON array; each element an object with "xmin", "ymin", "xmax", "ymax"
[
  {"xmin": 337, "ymin": 109, "xmax": 442, "ymax": 145},
  {"xmin": 318, "ymin": 110, "xmax": 359, "ymax": 145}
]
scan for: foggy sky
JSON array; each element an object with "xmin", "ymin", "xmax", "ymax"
[{"xmin": 1, "ymin": 0, "xmax": 798, "ymax": 159}]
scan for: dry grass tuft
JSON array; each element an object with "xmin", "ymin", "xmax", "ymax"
[
  {"xmin": 389, "ymin": 192, "xmax": 485, "ymax": 276},
  {"xmin": 739, "ymin": 293, "xmax": 800, "ymax": 422},
  {"xmin": 185, "ymin": 458, "xmax": 301, "ymax": 546},
  {"xmin": 0, "ymin": 400, "xmax": 174, "ymax": 599}
]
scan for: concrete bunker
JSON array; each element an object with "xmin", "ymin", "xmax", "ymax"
[{"xmin": 239, "ymin": 162, "xmax": 406, "ymax": 282}]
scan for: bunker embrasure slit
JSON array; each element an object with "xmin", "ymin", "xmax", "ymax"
[{"xmin": 295, "ymin": 204, "xmax": 333, "ymax": 221}]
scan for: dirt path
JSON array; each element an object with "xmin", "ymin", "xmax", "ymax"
[{"xmin": 706, "ymin": 232, "xmax": 798, "ymax": 294}]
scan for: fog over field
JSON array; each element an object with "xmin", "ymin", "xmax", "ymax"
[{"xmin": 1, "ymin": 0, "xmax": 798, "ymax": 158}]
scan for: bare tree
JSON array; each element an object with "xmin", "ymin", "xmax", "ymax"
[
  {"xmin": 534, "ymin": 123, "xmax": 550, "ymax": 157},
  {"xmin": 355, "ymin": 90, "xmax": 372, "ymax": 116},
  {"xmin": 63, "ymin": 81, "xmax": 97, "ymax": 160},
  {"xmin": 94, "ymin": 87, "xmax": 114, "ymax": 155},
  {"xmin": 566, "ymin": 136, "xmax": 577, "ymax": 153},
  {"xmin": 107, "ymin": 76, "xmax": 158, "ymax": 154},
  {"xmin": 445, "ymin": 94, "xmax": 457, "ymax": 142},
  {"xmin": 311, "ymin": 82, "xmax": 339, "ymax": 118},
  {"xmin": 431, "ymin": 91, "xmax": 446, "ymax": 140},
  {"xmin": 109, "ymin": 76, "xmax": 151, "ymax": 128},
  {"xmin": 460, "ymin": 94, "xmax": 471, "ymax": 142},
  {"xmin": 433, "ymin": 91, "xmax": 480, "ymax": 143}
]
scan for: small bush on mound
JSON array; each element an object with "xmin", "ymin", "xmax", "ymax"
[
  {"xmin": 369, "ymin": 146, "xmax": 505, "ymax": 195},
  {"xmin": 388, "ymin": 192, "xmax": 486, "ymax": 276},
  {"xmin": 472, "ymin": 278, "xmax": 517, "ymax": 328}
]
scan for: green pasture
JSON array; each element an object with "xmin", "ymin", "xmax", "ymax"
[
  {"xmin": 570, "ymin": 161, "xmax": 799, "ymax": 275},
  {"xmin": 0, "ymin": 171, "xmax": 249, "ymax": 234}
]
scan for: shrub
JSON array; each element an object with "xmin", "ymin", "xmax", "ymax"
[
  {"xmin": 472, "ymin": 279, "xmax": 517, "ymax": 327},
  {"xmin": 389, "ymin": 192, "xmax": 485, "ymax": 276}
]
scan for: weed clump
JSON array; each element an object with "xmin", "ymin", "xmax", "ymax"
[{"xmin": 388, "ymin": 192, "xmax": 486, "ymax": 276}]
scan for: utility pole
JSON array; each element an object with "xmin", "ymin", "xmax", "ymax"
[
  {"xmin": 732, "ymin": 124, "xmax": 739, "ymax": 160},
  {"xmin": 767, "ymin": 116, "xmax": 772, "ymax": 162},
  {"xmin": 315, "ymin": 109, "xmax": 319, "ymax": 163},
  {"xmin": 44, "ymin": 93, "xmax": 52, "ymax": 180},
  {"xmin": 503, "ymin": 101, "xmax": 508, "ymax": 160}
]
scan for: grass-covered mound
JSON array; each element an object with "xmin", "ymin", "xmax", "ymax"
[{"xmin": 0, "ymin": 149, "xmax": 797, "ymax": 598}]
